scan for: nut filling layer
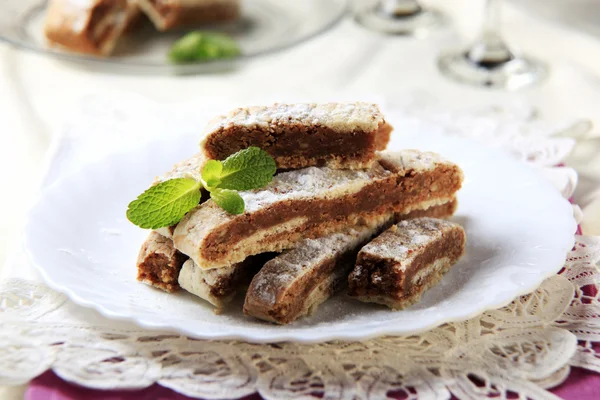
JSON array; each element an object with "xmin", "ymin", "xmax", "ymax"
[{"xmin": 136, "ymin": 231, "xmax": 188, "ymax": 293}]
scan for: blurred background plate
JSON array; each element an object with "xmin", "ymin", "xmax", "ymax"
[{"xmin": 0, "ymin": 0, "xmax": 347, "ymax": 74}]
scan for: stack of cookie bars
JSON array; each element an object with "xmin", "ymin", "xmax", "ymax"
[{"xmin": 137, "ymin": 103, "xmax": 466, "ymax": 324}]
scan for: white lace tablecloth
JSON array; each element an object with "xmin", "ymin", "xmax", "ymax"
[{"xmin": 1, "ymin": 95, "xmax": 599, "ymax": 399}]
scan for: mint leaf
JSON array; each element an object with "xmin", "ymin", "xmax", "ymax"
[
  {"xmin": 168, "ymin": 31, "xmax": 241, "ymax": 64},
  {"xmin": 201, "ymin": 160, "xmax": 223, "ymax": 188},
  {"xmin": 210, "ymin": 188, "xmax": 245, "ymax": 215},
  {"xmin": 126, "ymin": 178, "xmax": 202, "ymax": 229},
  {"xmin": 127, "ymin": 147, "xmax": 274, "ymax": 226},
  {"xmin": 219, "ymin": 147, "xmax": 277, "ymax": 191}
]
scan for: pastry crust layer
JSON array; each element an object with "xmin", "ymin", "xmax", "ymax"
[{"xmin": 178, "ymin": 254, "xmax": 274, "ymax": 310}]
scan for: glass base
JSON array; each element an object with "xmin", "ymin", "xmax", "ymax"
[
  {"xmin": 354, "ymin": 6, "xmax": 446, "ymax": 36},
  {"xmin": 438, "ymin": 51, "xmax": 548, "ymax": 90}
]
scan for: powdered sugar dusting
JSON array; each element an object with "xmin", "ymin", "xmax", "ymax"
[
  {"xmin": 361, "ymin": 218, "xmax": 461, "ymax": 269},
  {"xmin": 379, "ymin": 150, "xmax": 449, "ymax": 172},
  {"xmin": 66, "ymin": 0, "xmax": 96, "ymax": 8},
  {"xmin": 202, "ymin": 102, "xmax": 384, "ymax": 136},
  {"xmin": 153, "ymin": 153, "xmax": 205, "ymax": 185},
  {"xmin": 239, "ymin": 147, "xmax": 450, "ymax": 212},
  {"xmin": 249, "ymin": 226, "xmax": 382, "ymax": 306},
  {"xmin": 240, "ymin": 165, "xmax": 384, "ymax": 213}
]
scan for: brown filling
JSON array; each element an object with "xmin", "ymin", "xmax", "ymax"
[
  {"xmin": 349, "ymin": 259, "xmax": 400, "ymax": 298},
  {"xmin": 148, "ymin": 0, "xmax": 239, "ymax": 28},
  {"xmin": 137, "ymin": 250, "xmax": 187, "ymax": 292},
  {"xmin": 374, "ymin": 122, "xmax": 393, "ymax": 151},
  {"xmin": 88, "ymin": 1, "xmax": 122, "ymax": 46},
  {"xmin": 262, "ymin": 245, "xmax": 361, "ymax": 324},
  {"xmin": 396, "ymin": 199, "xmax": 457, "ymax": 222},
  {"xmin": 89, "ymin": 2, "xmax": 115, "ymax": 30},
  {"xmin": 148, "ymin": 0, "xmax": 168, "ymax": 15},
  {"xmin": 348, "ymin": 228, "xmax": 465, "ymax": 299},
  {"xmin": 203, "ymin": 163, "xmax": 462, "ymax": 263},
  {"xmin": 208, "ymin": 253, "xmax": 276, "ymax": 298},
  {"xmin": 204, "ymin": 122, "xmax": 392, "ymax": 168}
]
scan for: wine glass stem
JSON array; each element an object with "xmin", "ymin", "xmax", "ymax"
[
  {"xmin": 483, "ymin": 0, "xmax": 501, "ymax": 35},
  {"xmin": 468, "ymin": 0, "xmax": 513, "ymax": 65},
  {"xmin": 380, "ymin": 0, "xmax": 422, "ymax": 16}
]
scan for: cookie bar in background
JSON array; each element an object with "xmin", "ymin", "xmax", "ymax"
[
  {"xmin": 45, "ymin": 0, "xmax": 139, "ymax": 56},
  {"xmin": 138, "ymin": 0, "xmax": 240, "ymax": 31}
]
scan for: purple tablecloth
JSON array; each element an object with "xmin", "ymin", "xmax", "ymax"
[{"xmin": 24, "ymin": 368, "xmax": 600, "ymax": 400}]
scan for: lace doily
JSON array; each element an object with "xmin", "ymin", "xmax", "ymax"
[
  {"xmin": 1, "ymin": 237, "xmax": 598, "ymax": 399},
  {"xmin": 0, "ymin": 95, "xmax": 598, "ymax": 399}
]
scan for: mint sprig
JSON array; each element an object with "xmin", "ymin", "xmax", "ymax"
[
  {"xmin": 219, "ymin": 146, "xmax": 277, "ymax": 190},
  {"xmin": 211, "ymin": 188, "xmax": 245, "ymax": 215},
  {"xmin": 168, "ymin": 31, "xmax": 241, "ymax": 64},
  {"xmin": 201, "ymin": 160, "xmax": 223, "ymax": 188},
  {"xmin": 126, "ymin": 178, "xmax": 202, "ymax": 229},
  {"xmin": 127, "ymin": 147, "xmax": 276, "ymax": 228}
]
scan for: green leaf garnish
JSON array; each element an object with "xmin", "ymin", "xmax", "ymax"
[
  {"xmin": 126, "ymin": 178, "xmax": 202, "ymax": 229},
  {"xmin": 210, "ymin": 188, "xmax": 245, "ymax": 215},
  {"xmin": 127, "ymin": 147, "xmax": 277, "ymax": 228},
  {"xmin": 218, "ymin": 147, "xmax": 277, "ymax": 190},
  {"xmin": 168, "ymin": 31, "xmax": 241, "ymax": 64},
  {"xmin": 201, "ymin": 159, "xmax": 223, "ymax": 188}
]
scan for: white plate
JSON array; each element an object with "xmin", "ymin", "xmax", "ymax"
[{"xmin": 24, "ymin": 132, "xmax": 576, "ymax": 343}]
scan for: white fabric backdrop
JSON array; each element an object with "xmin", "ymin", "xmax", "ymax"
[{"xmin": 2, "ymin": 0, "xmax": 600, "ymax": 397}]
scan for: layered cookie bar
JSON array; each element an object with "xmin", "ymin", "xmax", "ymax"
[
  {"xmin": 138, "ymin": 0, "xmax": 240, "ymax": 31},
  {"xmin": 137, "ymin": 231, "xmax": 188, "ymax": 292},
  {"xmin": 348, "ymin": 218, "xmax": 466, "ymax": 309},
  {"xmin": 137, "ymin": 231, "xmax": 274, "ymax": 308},
  {"xmin": 178, "ymin": 253, "xmax": 274, "ymax": 310},
  {"xmin": 200, "ymin": 103, "xmax": 392, "ymax": 169},
  {"xmin": 45, "ymin": 0, "xmax": 139, "ymax": 56},
  {"xmin": 244, "ymin": 224, "xmax": 384, "ymax": 325},
  {"xmin": 244, "ymin": 201, "xmax": 457, "ymax": 324},
  {"xmin": 173, "ymin": 150, "xmax": 463, "ymax": 270}
]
